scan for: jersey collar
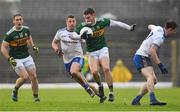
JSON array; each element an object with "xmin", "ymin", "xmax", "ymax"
[
  {"xmin": 66, "ymin": 27, "xmax": 74, "ymax": 32},
  {"xmin": 86, "ymin": 18, "xmax": 97, "ymax": 26},
  {"xmin": 13, "ymin": 26, "xmax": 23, "ymax": 31}
]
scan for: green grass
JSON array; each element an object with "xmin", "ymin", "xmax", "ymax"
[{"xmin": 0, "ymin": 88, "xmax": 180, "ymax": 111}]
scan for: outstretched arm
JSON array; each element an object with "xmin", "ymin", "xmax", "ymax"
[{"xmin": 110, "ymin": 20, "xmax": 136, "ymax": 31}]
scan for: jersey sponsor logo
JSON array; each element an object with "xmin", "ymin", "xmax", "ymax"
[
  {"xmin": 14, "ymin": 36, "xmax": 19, "ymax": 39},
  {"xmin": 25, "ymin": 33, "xmax": 28, "ymax": 37},
  {"xmin": 9, "ymin": 37, "xmax": 28, "ymax": 46},
  {"xmin": 93, "ymin": 28, "xmax": 105, "ymax": 37},
  {"xmin": 61, "ymin": 39, "xmax": 78, "ymax": 44},
  {"xmin": 96, "ymin": 26, "xmax": 100, "ymax": 30},
  {"xmin": 19, "ymin": 32, "xmax": 24, "ymax": 38}
]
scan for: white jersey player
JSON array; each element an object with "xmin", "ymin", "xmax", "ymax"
[
  {"xmin": 136, "ymin": 25, "xmax": 165, "ymax": 57},
  {"xmin": 132, "ymin": 21, "xmax": 178, "ymax": 106},
  {"xmin": 54, "ymin": 27, "xmax": 83, "ymax": 64},
  {"xmin": 52, "ymin": 15, "xmax": 99, "ymax": 98}
]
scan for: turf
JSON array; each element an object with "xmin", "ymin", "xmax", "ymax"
[{"xmin": 0, "ymin": 88, "xmax": 180, "ymax": 111}]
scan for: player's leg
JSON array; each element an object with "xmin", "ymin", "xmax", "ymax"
[
  {"xmin": 12, "ymin": 60, "xmax": 28, "ymax": 102},
  {"xmin": 26, "ymin": 65, "xmax": 40, "ymax": 102},
  {"xmin": 24, "ymin": 56, "xmax": 40, "ymax": 102},
  {"xmin": 144, "ymin": 68, "xmax": 166, "ymax": 105},
  {"xmin": 88, "ymin": 55, "xmax": 102, "ymax": 86},
  {"xmin": 88, "ymin": 83, "xmax": 98, "ymax": 95},
  {"xmin": 70, "ymin": 58, "xmax": 95, "ymax": 97},
  {"xmin": 131, "ymin": 67, "xmax": 154, "ymax": 105},
  {"xmin": 132, "ymin": 83, "xmax": 148, "ymax": 105},
  {"xmin": 132, "ymin": 55, "xmax": 151, "ymax": 105},
  {"xmin": 99, "ymin": 56, "xmax": 114, "ymax": 102},
  {"xmin": 88, "ymin": 55, "xmax": 106, "ymax": 103},
  {"xmin": 141, "ymin": 67, "xmax": 166, "ymax": 105},
  {"xmin": 132, "ymin": 67, "xmax": 156, "ymax": 105},
  {"xmin": 142, "ymin": 67, "xmax": 155, "ymax": 92}
]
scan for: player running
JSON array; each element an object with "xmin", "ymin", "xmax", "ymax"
[
  {"xmin": 131, "ymin": 21, "xmax": 178, "ymax": 105},
  {"xmin": 1, "ymin": 14, "xmax": 40, "ymax": 102},
  {"xmin": 52, "ymin": 15, "xmax": 98, "ymax": 98},
  {"xmin": 76, "ymin": 8, "xmax": 136, "ymax": 103}
]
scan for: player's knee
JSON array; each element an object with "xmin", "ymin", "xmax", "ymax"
[
  {"xmin": 147, "ymin": 76, "xmax": 154, "ymax": 81},
  {"xmin": 70, "ymin": 70, "xmax": 78, "ymax": 76},
  {"xmin": 20, "ymin": 75, "xmax": 28, "ymax": 80},
  {"xmin": 148, "ymin": 76, "xmax": 157, "ymax": 84},
  {"xmin": 91, "ymin": 70, "xmax": 98, "ymax": 76},
  {"xmin": 103, "ymin": 67, "xmax": 110, "ymax": 73},
  {"xmin": 29, "ymin": 75, "xmax": 37, "ymax": 81},
  {"xmin": 154, "ymin": 78, "xmax": 158, "ymax": 85}
]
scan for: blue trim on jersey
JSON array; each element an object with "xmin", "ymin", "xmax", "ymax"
[
  {"xmin": 64, "ymin": 57, "xmax": 84, "ymax": 73},
  {"xmin": 133, "ymin": 55, "xmax": 152, "ymax": 72}
]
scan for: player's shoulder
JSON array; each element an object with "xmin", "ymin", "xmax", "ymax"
[
  {"xmin": 57, "ymin": 27, "xmax": 67, "ymax": 34},
  {"xmin": 22, "ymin": 25, "xmax": 30, "ymax": 30},
  {"xmin": 151, "ymin": 26, "xmax": 163, "ymax": 35},
  {"xmin": 153, "ymin": 26, "xmax": 165, "ymax": 40},
  {"xmin": 96, "ymin": 17, "xmax": 110, "ymax": 22},
  {"xmin": 6, "ymin": 27, "xmax": 15, "ymax": 35},
  {"xmin": 78, "ymin": 22, "xmax": 87, "ymax": 27},
  {"xmin": 153, "ymin": 26, "xmax": 163, "ymax": 32}
]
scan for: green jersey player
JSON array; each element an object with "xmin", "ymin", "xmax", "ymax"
[
  {"xmin": 1, "ymin": 14, "xmax": 40, "ymax": 102},
  {"xmin": 76, "ymin": 8, "xmax": 136, "ymax": 103}
]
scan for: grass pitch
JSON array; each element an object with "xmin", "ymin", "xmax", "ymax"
[{"xmin": 0, "ymin": 88, "xmax": 180, "ymax": 111}]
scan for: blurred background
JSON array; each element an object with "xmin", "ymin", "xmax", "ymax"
[{"xmin": 0, "ymin": 0, "xmax": 179, "ymax": 85}]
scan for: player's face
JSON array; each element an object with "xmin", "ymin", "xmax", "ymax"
[
  {"xmin": 13, "ymin": 16, "xmax": 23, "ymax": 29},
  {"xmin": 166, "ymin": 28, "xmax": 177, "ymax": 37},
  {"xmin": 66, "ymin": 18, "xmax": 76, "ymax": 31},
  {"xmin": 83, "ymin": 13, "xmax": 96, "ymax": 25}
]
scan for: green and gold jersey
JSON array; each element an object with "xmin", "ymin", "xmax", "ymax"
[
  {"xmin": 76, "ymin": 18, "xmax": 110, "ymax": 52},
  {"xmin": 3, "ymin": 26, "xmax": 30, "ymax": 59}
]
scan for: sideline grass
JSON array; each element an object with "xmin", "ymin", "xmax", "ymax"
[{"xmin": 0, "ymin": 88, "xmax": 180, "ymax": 111}]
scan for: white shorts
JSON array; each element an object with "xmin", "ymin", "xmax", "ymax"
[
  {"xmin": 88, "ymin": 47, "xmax": 109, "ymax": 59},
  {"xmin": 13, "ymin": 56, "xmax": 35, "ymax": 74}
]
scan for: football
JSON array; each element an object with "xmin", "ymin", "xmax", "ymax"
[{"xmin": 80, "ymin": 27, "xmax": 93, "ymax": 36}]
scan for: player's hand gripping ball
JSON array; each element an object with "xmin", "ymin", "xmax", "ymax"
[{"xmin": 80, "ymin": 27, "xmax": 93, "ymax": 40}]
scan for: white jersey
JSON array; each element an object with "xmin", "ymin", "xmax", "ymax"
[
  {"xmin": 136, "ymin": 26, "xmax": 166, "ymax": 57},
  {"xmin": 55, "ymin": 28, "xmax": 83, "ymax": 63}
]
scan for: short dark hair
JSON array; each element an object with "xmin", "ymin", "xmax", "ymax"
[
  {"xmin": 67, "ymin": 15, "xmax": 75, "ymax": 19},
  {"xmin": 83, "ymin": 8, "xmax": 95, "ymax": 15},
  {"xmin": 13, "ymin": 13, "xmax": 22, "ymax": 19},
  {"xmin": 165, "ymin": 21, "xmax": 178, "ymax": 29}
]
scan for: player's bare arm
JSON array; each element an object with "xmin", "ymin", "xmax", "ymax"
[
  {"xmin": 149, "ymin": 44, "xmax": 161, "ymax": 64},
  {"xmin": 27, "ymin": 36, "xmax": 39, "ymax": 53},
  {"xmin": 27, "ymin": 35, "xmax": 35, "ymax": 47},
  {"xmin": 52, "ymin": 38, "xmax": 63, "ymax": 56},
  {"xmin": 1, "ymin": 41, "xmax": 10, "ymax": 59}
]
